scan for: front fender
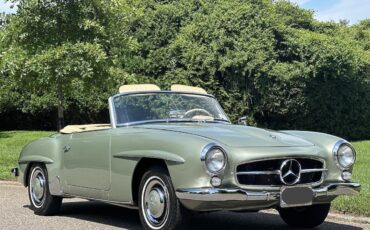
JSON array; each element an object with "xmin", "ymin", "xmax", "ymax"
[
  {"xmin": 280, "ymin": 130, "xmax": 349, "ymax": 181},
  {"xmin": 18, "ymin": 136, "xmax": 63, "ymax": 186}
]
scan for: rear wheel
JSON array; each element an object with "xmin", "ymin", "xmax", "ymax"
[
  {"xmin": 138, "ymin": 167, "xmax": 189, "ymax": 230},
  {"xmin": 28, "ymin": 163, "xmax": 62, "ymax": 215},
  {"xmin": 278, "ymin": 203, "xmax": 331, "ymax": 228}
]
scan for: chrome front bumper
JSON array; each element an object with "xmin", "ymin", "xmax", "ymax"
[{"xmin": 176, "ymin": 182, "xmax": 360, "ymax": 202}]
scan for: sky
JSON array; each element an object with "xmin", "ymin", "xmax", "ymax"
[
  {"xmin": 0, "ymin": 1, "xmax": 16, "ymax": 14},
  {"xmin": 290, "ymin": 0, "xmax": 370, "ymax": 24},
  {"xmin": 1, "ymin": 0, "xmax": 370, "ymax": 25}
]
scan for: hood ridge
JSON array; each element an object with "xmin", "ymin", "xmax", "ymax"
[{"xmin": 138, "ymin": 123, "xmax": 314, "ymax": 148}]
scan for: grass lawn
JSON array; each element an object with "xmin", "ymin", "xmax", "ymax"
[
  {"xmin": 0, "ymin": 131, "xmax": 54, "ymax": 180},
  {"xmin": 0, "ymin": 131, "xmax": 369, "ymax": 216},
  {"xmin": 332, "ymin": 140, "xmax": 370, "ymax": 216}
]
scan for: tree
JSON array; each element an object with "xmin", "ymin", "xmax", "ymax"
[
  {"xmin": 111, "ymin": 0, "xmax": 370, "ymax": 139},
  {"xmin": 2, "ymin": 0, "xmax": 112, "ymax": 130},
  {"xmin": 0, "ymin": 0, "xmax": 369, "ymax": 140}
]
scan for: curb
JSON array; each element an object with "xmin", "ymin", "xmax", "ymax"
[
  {"xmin": 0, "ymin": 180, "xmax": 21, "ymax": 186},
  {"xmin": 263, "ymin": 209, "xmax": 370, "ymax": 225},
  {"xmin": 328, "ymin": 212, "xmax": 370, "ymax": 225}
]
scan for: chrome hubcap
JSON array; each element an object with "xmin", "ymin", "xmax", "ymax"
[
  {"xmin": 30, "ymin": 167, "xmax": 46, "ymax": 208},
  {"xmin": 142, "ymin": 176, "xmax": 169, "ymax": 229},
  {"xmin": 147, "ymin": 188, "xmax": 165, "ymax": 218}
]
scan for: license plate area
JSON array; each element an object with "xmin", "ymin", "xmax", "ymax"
[{"xmin": 280, "ymin": 186, "xmax": 313, "ymax": 208}]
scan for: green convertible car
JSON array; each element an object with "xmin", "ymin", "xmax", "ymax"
[{"xmin": 13, "ymin": 84, "xmax": 360, "ymax": 229}]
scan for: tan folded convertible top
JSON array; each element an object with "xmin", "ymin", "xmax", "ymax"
[{"xmin": 60, "ymin": 124, "xmax": 111, "ymax": 134}]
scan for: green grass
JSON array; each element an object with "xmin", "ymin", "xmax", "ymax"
[
  {"xmin": 332, "ymin": 140, "xmax": 370, "ymax": 216},
  {"xmin": 0, "ymin": 131, "xmax": 369, "ymax": 216},
  {"xmin": 0, "ymin": 131, "xmax": 54, "ymax": 180}
]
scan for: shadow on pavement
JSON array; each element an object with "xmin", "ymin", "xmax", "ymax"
[{"xmin": 57, "ymin": 200, "xmax": 362, "ymax": 230}]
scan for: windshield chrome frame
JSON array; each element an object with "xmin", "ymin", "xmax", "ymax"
[{"xmin": 108, "ymin": 90, "xmax": 231, "ymax": 128}]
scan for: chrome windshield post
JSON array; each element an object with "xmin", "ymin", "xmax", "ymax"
[{"xmin": 108, "ymin": 96, "xmax": 117, "ymax": 128}]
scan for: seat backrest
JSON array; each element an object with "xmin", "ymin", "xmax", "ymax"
[
  {"xmin": 60, "ymin": 124, "xmax": 111, "ymax": 134},
  {"xmin": 171, "ymin": 84, "xmax": 207, "ymax": 94},
  {"xmin": 119, "ymin": 84, "xmax": 161, "ymax": 93}
]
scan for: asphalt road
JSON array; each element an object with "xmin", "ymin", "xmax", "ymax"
[{"xmin": 0, "ymin": 182, "xmax": 368, "ymax": 230}]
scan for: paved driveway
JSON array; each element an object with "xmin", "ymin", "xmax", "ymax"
[{"xmin": 0, "ymin": 182, "xmax": 368, "ymax": 230}]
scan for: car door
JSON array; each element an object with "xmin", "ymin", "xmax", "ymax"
[{"xmin": 63, "ymin": 130, "xmax": 111, "ymax": 192}]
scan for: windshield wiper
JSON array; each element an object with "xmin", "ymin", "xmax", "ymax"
[
  {"xmin": 212, "ymin": 118, "xmax": 231, "ymax": 123},
  {"xmin": 117, "ymin": 118, "xmax": 231, "ymax": 127}
]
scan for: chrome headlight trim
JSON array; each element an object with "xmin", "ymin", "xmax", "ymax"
[
  {"xmin": 200, "ymin": 143, "xmax": 228, "ymax": 175},
  {"xmin": 333, "ymin": 140, "xmax": 356, "ymax": 170}
]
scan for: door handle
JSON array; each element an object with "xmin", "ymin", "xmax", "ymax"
[{"xmin": 63, "ymin": 145, "xmax": 71, "ymax": 153}]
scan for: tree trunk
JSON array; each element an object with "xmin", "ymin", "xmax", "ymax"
[
  {"xmin": 57, "ymin": 82, "xmax": 64, "ymax": 131},
  {"xmin": 245, "ymin": 69, "xmax": 252, "ymax": 111}
]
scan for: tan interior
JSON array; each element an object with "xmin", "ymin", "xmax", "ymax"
[
  {"xmin": 60, "ymin": 124, "xmax": 111, "ymax": 134},
  {"xmin": 119, "ymin": 84, "xmax": 161, "ymax": 93},
  {"xmin": 192, "ymin": 115, "xmax": 214, "ymax": 120},
  {"xmin": 171, "ymin": 84, "xmax": 207, "ymax": 94}
]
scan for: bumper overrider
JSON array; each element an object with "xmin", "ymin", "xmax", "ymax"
[
  {"xmin": 11, "ymin": 168, "xmax": 19, "ymax": 177},
  {"xmin": 176, "ymin": 182, "xmax": 360, "ymax": 211}
]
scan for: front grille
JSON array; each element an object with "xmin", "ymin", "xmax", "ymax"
[{"xmin": 236, "ymin": 158, "xmax": 325, "ymax": 186}]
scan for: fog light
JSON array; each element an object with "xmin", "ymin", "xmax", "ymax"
[
  {"xmin": 342, "ymin": 171, "xmax": 352, "ymax": 181},
  {"xmin": 211, "ymin": 176, "xmax": 222, "ymax": 187}
]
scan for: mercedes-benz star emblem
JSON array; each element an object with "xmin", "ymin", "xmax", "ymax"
[{"xmin": 279, "ymin": 159, "xmax": 301, "ymax": 185}]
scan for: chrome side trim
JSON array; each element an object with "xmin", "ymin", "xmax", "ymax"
[
  {"xmin": 63, "ymin": 193, "xmax": 138, "ymax": 210},
  {"xmin": 176, "ymin": 182, "xmax": 360, "ymax": 202}
]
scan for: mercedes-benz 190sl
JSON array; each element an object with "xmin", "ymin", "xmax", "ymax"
[{"xmin": 12, "ymin": 84, "xmax": 360, "ymax": 230}]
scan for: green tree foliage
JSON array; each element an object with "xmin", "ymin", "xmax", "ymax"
[
  {"xmin": 0, "ymin": 0, "xmax": 369, "ymax": 140},
  {"xmin": 1, "ymin": 0, "xmax": 113, "ymax": 129}
]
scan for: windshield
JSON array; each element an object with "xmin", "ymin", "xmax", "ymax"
[{"xmin": 112, "ymin": 92, "xmax": 229, "ymax": 125}]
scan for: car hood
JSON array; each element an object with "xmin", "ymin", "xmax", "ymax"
[{"xmin": 138, "ymin": 123, "xmax": 314, "ymax": 148}]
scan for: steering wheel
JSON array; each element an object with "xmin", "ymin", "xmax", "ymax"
[{"xmin": 183, "ymin": 108, "xmax": 212, "ymax": 119}]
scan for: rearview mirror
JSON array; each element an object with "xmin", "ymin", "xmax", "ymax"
[{"xmin": 238, "ymin": 116, "xmax": 247, "ymax": 126}]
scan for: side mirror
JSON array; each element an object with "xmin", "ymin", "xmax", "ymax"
[{"xmin": 238, "ymin": 116, "xmax": 247, "ymax": 126}]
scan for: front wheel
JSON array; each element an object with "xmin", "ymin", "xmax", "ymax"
[
  {"xmin": 278, "ymin": 203, "xmax": 331, "ymax": 228},
  {"xmin": 28, "ymin": 163, "xmax": 62, "ymax": 215},
  {"xmin": 138, "ymin": 167, "xmax": 189, "ymax": 230}
]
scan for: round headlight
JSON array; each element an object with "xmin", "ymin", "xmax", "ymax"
[
  {"xmin": 333, "ymin": 141, "xmax": 356, "ymax": 169},
  {"xmin": 205, "ymin": 148, "xmax": 226, "ymax": 173},
  {"xmin": 337, "ymin": 144, "xmax": 355, "ymax": 168},
  {"xmin": 201, "ymin": 143, "xmax": 227, "ymax": 174}
]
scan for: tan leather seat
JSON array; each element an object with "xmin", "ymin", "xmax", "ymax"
[{"xmin": 60, "ymin": 124, "xmax": 111, "ymax": 134}]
